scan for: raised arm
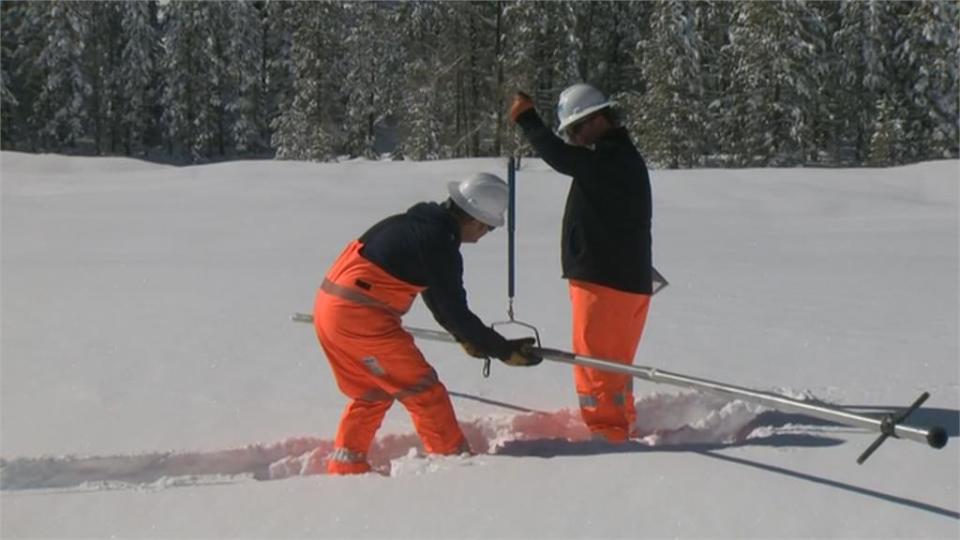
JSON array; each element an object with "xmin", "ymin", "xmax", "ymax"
[{"xmin": 510, "ymin": 93, "xmax": 597, "ymax": 178}]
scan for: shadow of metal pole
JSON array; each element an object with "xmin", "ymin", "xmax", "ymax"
[
  {"xmin": 699, "ymin": 450, "xmax": 960, "ymax": 520},
  {"xmin": 448, "ymin": 390, "xmax": 548, "ymax": 415}
]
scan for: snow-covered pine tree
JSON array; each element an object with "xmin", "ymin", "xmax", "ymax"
[
  {"xmin": 1, "ymin": 2, "xmax": 21, "ymax": 149},
  {"xmin": 203, "ymin": 2, "xmax": 230, "ymax": 159},
  {"xmin": 31, "ymin": 1, "xmax": 92, "ymax": 151},
  {"xmin": 868, "ymin": 95, "xmax": 906, "ymax": 166},
  {"xmin": 271, "ymin": 1, "xmax": 342, "ymax": 161},
  {"xmin": 395, "ymin": 1, "xmax": 450, "ymax": 160},
  {"xmin": 4, "ymin": 2, "xmax": 41, "ymax": 151},
  {"xmin": 262, "ymin": 0, "xmax": 295, "ymax": 156},
  {"xmin": 921, "ymin": 0, "xmax": 960, "ymax": 159},
  {"xmin": 118, "ymin": 1, "xmax": 159, "ymax": 156},
  {"xmin": 829, "ymin": 0, "xmax": 895, "ymax": 164},
  {"xmin": 892, "ymin": 0, "xmax": 959, "ymax": 161},
  {"xmin": 340, "ymin": 2, "xmax": 402, "ymax": 159},
  {"xmin": 634, "ymin": 0, "xmax": 706, "ymax": 168},
  {"xmin": 84, "ymin": 1, "xmax": 125, "ymax": 155},
  {"xmin": 0, "ymin": 59, "xmax": 17, "ymax": 148},
  {"xmin": 720, "ymin": 0, "xmax": 825, "ymax": 166},
  {"xmin": 160, "ymin": 1, "xmax": 232, "ymax": 161},
  {"xmin": 161, "ymin": 2, "xmax": 201, "ymax": 160},
  {"xmin": 492, "ymin": 0, "xmax": 508, "ymax": 156},
  {"xmin": 224, "ymin": 0, "xmax": 265, "ymax": 156},
  {"xmin": 698, "ymin": 1, "xmax": 737, "ymax": 166},
  {"xmin": 0, "ymin": 0, "xmax": 953, "ymax": 166},
  {"xmin": 439, "ymin": 1, "xmax": 498, "ymax": 158},
  {"xmin": 398, "ymin": 79, "xmax": 443, "ymax": 161}
]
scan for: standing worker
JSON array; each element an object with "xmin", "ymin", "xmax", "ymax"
[
  {"xmin": 509, "ymin": 84, "xmax": 655, "ymax": 444},
  {"xmin": 313, "ymin": 173, "xmax": 540, "ymax": 475}
]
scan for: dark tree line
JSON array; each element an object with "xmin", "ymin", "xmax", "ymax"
[{"xmin": 1, "ymin": 1, "xmax": 956, "ymax": 167}]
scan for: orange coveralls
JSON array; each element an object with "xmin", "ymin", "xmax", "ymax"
[
  {"xmin": 570, "ymin": 279, "xmax": 651, "ymax": 443},
  {"xmin": 314, "ymin": 240, "xmax": 469, "ymax": 475}
]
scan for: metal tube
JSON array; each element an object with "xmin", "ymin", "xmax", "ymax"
[
  {"xmin": 292, "ymin": 316, "xmax": 947, "ymax": 451},
  {"xmin": 397, "ymin": 324, "xmax": 946, "ymax": 450},
  {"xmin": 405, "ymin": 326, "xmax": 458, "ymax": 344},
  {"xmin": 532, "ymin": 346, "xmax": 946, "ymax": 449}
]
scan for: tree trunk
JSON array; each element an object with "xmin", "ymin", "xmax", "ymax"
[{"xmin": 494, "ymin": 1, "xmax": 504, "ymax": 156}]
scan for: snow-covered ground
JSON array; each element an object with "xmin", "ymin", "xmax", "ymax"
[{"xmin": 1, "ymin": 151, "xmax": 957, "ymax": 539}]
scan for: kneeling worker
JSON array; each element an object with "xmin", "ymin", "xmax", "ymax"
[{"xmin": 313, "ymin": 172, "xmax": 540, "ymax": 474}]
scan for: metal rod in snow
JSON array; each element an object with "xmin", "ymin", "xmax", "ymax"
[
  {"xmin": 395, "ymin": 323, "xmax": 947, "ymax": 452},
  {"xmin": 290, "ymin": 314, "xmax": 948, "ymax": 456},
  {"xmin": 532, "ymin": 346, "xmax": 947, "ymax": 451}
]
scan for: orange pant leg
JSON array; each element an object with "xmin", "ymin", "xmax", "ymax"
[
  {"xmin": 569, "ymin": 280, "xmax": 650, "ymax": 443},
  {"xmin": 327, "ymin": 398, "xmax": 393, "ymax": 474},
  {"xmin": 398, "ymin": 382, "xmax": 470, "ymax": 455},
  {"xmin": 315, "ymin": 291, "xmax": 467, "ymax": 474},
  {"xmin": 314, "ymin": 328, "xmax": 393, "ymax": 474}
]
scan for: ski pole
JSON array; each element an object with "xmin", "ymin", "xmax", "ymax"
[{"xmin": 295, "ymin": 314, "xmax": 949, "ymax": 462}]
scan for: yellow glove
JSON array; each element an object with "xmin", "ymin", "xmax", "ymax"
[
  {"xmin": 499, "ymin": 337, "xmax": 542, "ymax": 367},
  {"xmin": 460, "ymin": 341, "xmax": 488, "ymax": 359}
]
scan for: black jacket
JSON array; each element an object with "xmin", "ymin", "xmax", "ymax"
[
  {"xmin": 358, "ymin": 201, "xmax": 510, "ymax": 358},
  {"xmin": 517, "ymin": 109, "xmax": 653, "ymax": 294}
]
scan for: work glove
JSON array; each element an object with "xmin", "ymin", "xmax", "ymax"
[
  {"xmin": 499, "ymin": 337, "xmax": 542, "ymax": 367},
  {"xmin": 459, "ymin": 340, "xmax": 488, "ymax": 359},
  {"xmin": 509, "ymin": 92, "xmax": 535, "ymax": 123}
]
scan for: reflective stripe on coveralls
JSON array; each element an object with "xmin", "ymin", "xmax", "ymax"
[
  {"xmin": 316, "ymin": 240, "xmax": 470, "ymax": 474},
  {"xmin": 320, "ymin": 278, "xmax": 406, "ymax": 318},
  {"xmin": 330, "ymin": 447, "xmax": 366, "ymax": 464},
  {"xmin": 578, "ymin": 392, "xmax": 629, "ymax": 408},
  {"xmin": 570, "ymin": 279, "xmax": 650, "ymax": 443}
]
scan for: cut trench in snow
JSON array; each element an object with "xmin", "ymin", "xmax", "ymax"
[{"xmin": 0, "ymin": 391, "xmax": 841, "ymax": 490}]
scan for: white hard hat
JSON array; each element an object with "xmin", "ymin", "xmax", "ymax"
[
  {"xmin": 556, "ymin": 83, "xmax": 617, "ymax": 132},
  {"xmin": 447, "ymin": 173, "xmax": 509, "ymax": 228}
]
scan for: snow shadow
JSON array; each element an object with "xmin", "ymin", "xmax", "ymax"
[
  {"xmin": 494, "ymin": 391, "xmax": 847, "ymax": 458},
  {"xmin": 700, "ymin": 451, "xmax": 960, "ymax": 521}
]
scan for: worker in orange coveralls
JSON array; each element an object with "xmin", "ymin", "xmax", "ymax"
[
  {"xmin": 313, "ymin": 173, "xmax": 541, "ymax": 475},
  {"xmin": 510, "ymin": 84, "xmax": 661, "ymax": 444}
]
